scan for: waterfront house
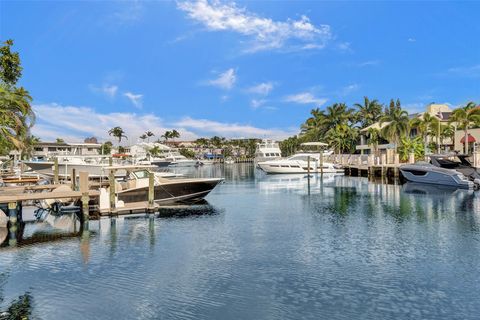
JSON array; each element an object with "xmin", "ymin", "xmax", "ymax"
[{"xmin": 356, "ymin": 104, "xmax": 453, "ymax": 154}]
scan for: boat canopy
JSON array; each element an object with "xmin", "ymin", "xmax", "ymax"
[{"xmin": 300, "ymin": 142, "xmax": 328, "ymax": 147}]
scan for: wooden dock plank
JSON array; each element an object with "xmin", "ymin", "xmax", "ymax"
[{"xmin": 0, "ymin": 190, "xmax": 99, "ymax": 202}]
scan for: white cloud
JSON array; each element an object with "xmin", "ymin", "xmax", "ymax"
[
  {"xmin": 124, "ymin": 92, "xmax": 143, "ymax": 108},
  {"xmin": 358, "ymin": 60, "xmax": 380, "ymax": 67},
  {"xmin": 408, "ymin": 38, "xmax": 416, "ymax": 42},
  {"xmin": 207, "ymin": 68, "xmax": 236, "ymax": 89},
  {"xmin": 341, "ymin": 83, "xmax": 359, "ymax": 96},
  {"xmin": 248, "ymin": 82, "xmax": 274, "ymax": 95},
  {"xmin": 89, "ymin": 84, "xmax": 118, "ymax": 98},
  {"xmin": 32, "ymin": 103, "xmax": 197, "ymax": 143},
  {"xmin": 447, "ymin": 65, "xmax": 480, "ymax": 78},
  {"xmin": 337, "ymin": 42, "xmax": 352, "ymax": 52},
  {"xmin": 31, "ymin": 103, "xmax": 294, "ymax": 142},
  {"xmin": 284, "ymin": 92, "xmax": 327, "ymax": 106},
  {"xmin": 251, "ymin": 99, "xmax": 266, "ymax": 109},
  {"xmin": 178, "ymin": 0, "xmax": 331, "ymax": 52},
  {"xmin": 174, "ymin": 117, "xmax": 296, "ymax": 139}
]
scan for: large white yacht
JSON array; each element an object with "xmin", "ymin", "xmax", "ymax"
[
  {"xmin": 254, "ymin": 139, "xmax": 282, "ymax": 164},
  {"xmin": 257, "ymin": 153, "xmax": 343, "ymax": 174}
]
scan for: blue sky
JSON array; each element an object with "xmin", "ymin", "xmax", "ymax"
[{"xmin": 1, "ymin": 0, "xmax": 479, "ymax": 142}]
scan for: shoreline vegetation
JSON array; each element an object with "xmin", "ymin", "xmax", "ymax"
[{"xmin": 1, "ymin": 39, "xmax": 479, "ymax": 162}]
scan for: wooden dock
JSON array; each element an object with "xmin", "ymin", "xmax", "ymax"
[{"xmin": 343, "ymin": 164, "xmax": 401, "ymax": 179}]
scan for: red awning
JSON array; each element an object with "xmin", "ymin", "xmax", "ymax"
[{"xmin": 460, "ymin": 134, "xmax": 476, "ymax": 144}]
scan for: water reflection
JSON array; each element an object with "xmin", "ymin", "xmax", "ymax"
[{"xmin": 1, "ymin": 164, "xmax": 480, "ymax": 319}]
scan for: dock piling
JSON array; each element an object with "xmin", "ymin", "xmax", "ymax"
[
  {"xmin": 109, "ymin": 170, "xmax": 116, "ymax": 214},
  {"xmin": 148, "ymin": 172, "xmax": 155, "ymax": 213},
  {"xmin": 71, "ymin": 168, "xmax": 77, "ymax": 191},
  {"xmin": 53, "ymin": 158, "xmax": 59, "ymax": 184}
]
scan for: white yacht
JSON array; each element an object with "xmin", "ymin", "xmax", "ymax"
[
  {"xmin": 23, "ymin": 155, "xmax": 127, "ymax": 178},
  {"xmin": 257, "ymin": 153, "xmax": 343, "ymax": 174},
  {"xmin": 254, "ymin": 139, "xmax": 282, "ymax": 164},
  {"xmin": 165, "ymin": 151, "xmax": 198, "ymax": 167},
  {"xmin": 129, "ymin": 142, "xmax": 171, "ymax": 167}
]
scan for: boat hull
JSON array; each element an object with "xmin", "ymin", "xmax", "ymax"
[
  {"xmin": 399, "ymin": 166, "xmax": 473, "ymax": 189},
  {"xmin": 117, "ymin": 178, "xmax": 223, "ymax": 204},
  {"xmin": 258, "ymin": 162, "xmax": 343, "ymax": 174},
  {"xmin": 150, "ymin": 160, "xmax": 171, "ymax": 168}
]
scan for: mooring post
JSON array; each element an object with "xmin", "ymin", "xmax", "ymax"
[
  {"xmin": 8, "ymin": 202, "xmax": 18, "ymax": 224},
  {"xmin": 109, "ymin": 170, "xmax": 116, "ymax": 214},
  {"xmin": 320, "ymin": 152, "xmax": 324, "ymax": 175},
  {"xmin": 79, "ymin": 172, "xmax": 90, "ymax": 222},
  {"xmin": 7, "ymin": 202, "xmax": 19, "ymax": 247},
  {"xmin": 109, "ymin": 157, "xmax": 113, "ymax": 166},
  {"xmin": 53, "ymin": 157, "xmax": 59, "ymax": 184},
  {"xmin": 148, "ymin": 172, "xmax": 155, "ymax": 213},
  {"xmin": 71, "ymin": 168, "xmax": 77, "ymax": 191}
]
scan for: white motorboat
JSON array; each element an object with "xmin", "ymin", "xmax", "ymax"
[
  {"xmin": 399, "ymin": 161, "xmax": 475, "ymax": 189},
  {"xmin": 165, "ymin": 151, "xmax": 198, "ymax": 167},
  {"xmin": 257, "ymin": 153, "xmax": 343, "ymax": 174},
  {"xmin": 23, "ymin": 156, "xmax": 128, "ymax": 178},
  {"xmin": 254, "ymin": 139, "xmax": 282, "ymax": 164}
]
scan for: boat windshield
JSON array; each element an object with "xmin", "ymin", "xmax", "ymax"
[
  {"xmin": 130, "ymin": 170, "xmax": 150, "ymax": 179},
  {"xmin": 431, "ymin": 157, "xmax": 463, "ymax": 169},
  {"xmin": 288, "ymin": 155, "xmax": 317, "ymax": 162}
]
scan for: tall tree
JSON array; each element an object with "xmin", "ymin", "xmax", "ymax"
[
  {"xmin": 139, "ymin": 134, "xmax": 147, "ymax": 141},
  {"xmin": 449, "ymin": 101, "xmax": 480, "ymax": 154},
  {"xmin": 410, "ymin": 113, "xmax": 440, "ymax": 154},
  {"xmin": 108, "ymin": 127, "xmax": 127, "ymax": 143},
  {"xmin": 0, "ymin": 40, "xmax": 35, "ymax": 156},
  {"xmin": 354, "ymin": 97, "xmax": 383, "ymax": 128},
  {"xmin": 379, "ymin": 102, "xmax": 410, "ymax": 153},
  {"xmin": 145, "ymin": 131, "xmax": 154, "ymax": 142}
]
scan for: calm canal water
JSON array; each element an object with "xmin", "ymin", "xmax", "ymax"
[{"xmin": 1, "ymin": 164, "xmax": 480, "ymax": 319}]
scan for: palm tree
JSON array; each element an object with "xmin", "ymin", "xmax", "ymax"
[
  {"xmin": 139, "ymin": 134, "xmax": 147, "ymax": 142},
  {"xmin": 379, "ymin": 104, "xmax": 410, "ymax": 153},
  {"xmin": 449, "ymin": 102, "xmax": 480, "ymax": 154},
  {"xmin": 325, "ymin": 124, "xmax": 358, "ymax": 154},
  {"xmin": 354, "ymin": 97, "xmax": 383, "ymax": 128},
  {"xmin": 145, "ymin": 131, "xmax": 154, "ymax": 142},
  {"xmin": 170, "ymin": 129, "xmax": 180, "ymax": 141},
  {"xmin": 161, "ymin": 130, "xmax": 172, "ymax": 142},
  {"xmin": 0, "ymin": 83, "xmax": 35, "ymax": 152},
  {"xmin": 440, "ymin": 124, "xmax": 455, "ymax": 151},
  {"xmin": 108, "ymin": 126, "xmax": 127, "ymax": 143},
  {"xmin": 367, "ymin": 127, "xmax": 380, "ymax": 156},
  {"xmin": 148, "ymin": 146, "xmax": 161, "ymax": 157},
  {"xmin": 410, "ymin": 113, "xmax": 440, "ymax": 154}
]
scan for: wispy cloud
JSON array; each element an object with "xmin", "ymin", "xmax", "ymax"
[
  {"xmin": 32, "ymin": 103, "xmax": 293, "ymax": 142},
  {"xmin": 106, "ymin": 0, "xmax": 144, "ymax": 26},
  {"xmin": 358, "ymin": 60, "xmax": 380, "ymax": 67},
  {"xmin": 447, "ymin": 64, "xmax": 480, "ymax": 78},
  {"xmin": 251, "ymin": 99, "xmax": 267, "ymax": 109},
  {"xmin": 207, "ymin": 68, "xmax": 236, "ymax": 89},
  {"xmin": 337, "ymin": 41, "xmax": 352, "ymax": 53},
  {"xmin": 124, "ymin": 92, "xmax": 143, "ymax": 108},
  {"xmin": 284, "ymin": 92, "xmax": 327, "ymax": 106},
  {"xmin": 89, "ymin": 84, "xmax": 118, "ymax": 98},
  {"xmin": 340, "ymin": 83, "xmax": 359, "ymax": 96},
  {"xmin": 174, "ymin": 117, "xmax": 296, "ymax": 139},
  {"xmin": 177, "ymin": 0, "xmax": 331, "ymax": 53},
  {"xmin": 407, "ymin": 38, "xmax": 416, "ymax": 42},
  {"xmin": 248, "ymin": 82, "xmax": 274, "ymax": 96}
]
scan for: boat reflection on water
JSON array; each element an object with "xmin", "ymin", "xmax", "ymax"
[
  {"xmin": 0, "ymin": 209, "xmax": 84, "ymax": 247},
  {"xmin": 256, "ymin": 173, "xmax": 338, "ymax": 194},
  {"xmin": 402, "ymin": 182, "xmax": 475, "ymax": 196},
  {"xmin": 305, "ymin": 176, "xmax": 480, "ymax": 226}
]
